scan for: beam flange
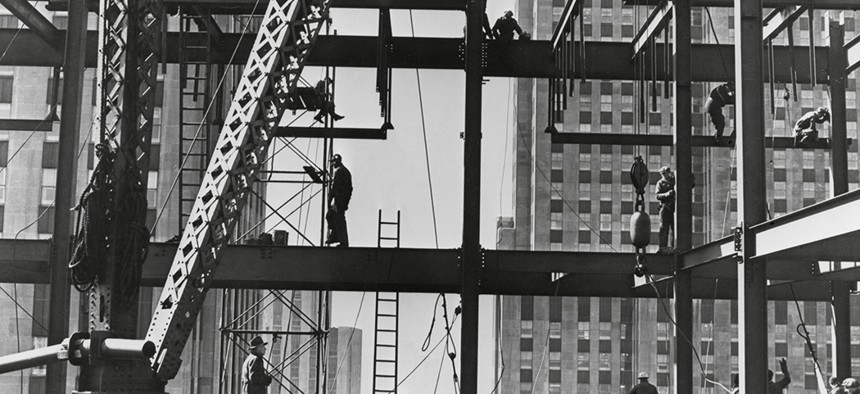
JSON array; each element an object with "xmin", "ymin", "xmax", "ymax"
[
  {"xmin": 631, "ymin": 0, "xmax": 673, "ymax": 58},
  {"xmin": 623, "ymin": 0, "xmax": 860, "ymax": 7},
  {"xmin": 47, "ymin": 0, "xmax": 467, "ymax": 12},
  {"xmin": 550, "ymin": 0, "xmax": 583, "ymax": 51},
  {"xmin": 275, "ymin": 126, "xmax": 388, "ymax": 139},
  {"xmin": 751, "ymin": 188, "xmax": 860, "ymax": 261},
  {"xmin": 763, "ymin": 6, "xmax": 808, "ymax": 41},
  {"xmin": 550, "ymin": 132, "xmax": 842, "ymax": 149},
  {"xmin": 847, "ymin": 33, "xmax": 860, "ymax": 73}
]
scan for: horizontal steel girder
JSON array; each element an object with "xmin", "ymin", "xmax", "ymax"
[
  {"xmin": 0, "ymin": 118, "xmax": 54, "ymax": 132},
  {"xmin": 0, "ymin": 30, "xmax": 830, "ymax": 82},
  {"xmin": 550, "ymin": 133, "xmax": 843, "ymax": 149},
  {"xmin": 622, "ymin": 0, "xmax": 860, "ymax": 8},
  {"xmin": 751, "ymin": 187, "xmax": 860, "ymax": 261},
  {"xmin": 274, "ymin": 126, "xmax": 388, "ymax": 139},
  {"xmin": 0, "ymin": 239, "xmax": 848, "ymax": 299},
  {"xmin": 46, "ymin": 0, "xmax": 466, "ymax": 13}
]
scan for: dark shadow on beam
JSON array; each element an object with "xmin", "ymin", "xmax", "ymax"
[
  {"xmin": 275, "ymin": 126, "xmax": 388, "ymax": 140},
  {"xmin": 0, "ymin": 118, "xmax": 54, "ymax": 132}
]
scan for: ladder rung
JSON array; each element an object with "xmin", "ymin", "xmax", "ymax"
[
  {"xmin": 377, "ymin": 329, "xmax": 397, "ymax": 333},
  {"xmin": 376, "ymin": 344, "xmax": 396, "ymax": 348},
  {"xmin": 375, "ymin": 359, "xmax": 396, "ymax": 363},
  {"xmin": 374, "ymin": 374, "xmax": 396, "ymax": 378}
]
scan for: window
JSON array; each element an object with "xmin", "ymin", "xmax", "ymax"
[
  {"xmin": 0, "ymin": 15, "xmax": 16, "ymax": 28},
  {"xmin": 551, "ymin": 152, "xmax": 563, "ymax": 170},
  {"xmin": 41, "ymin": 168, "xmax": 56, "ymax": 205},
  {"xmin": 599, "ymin": 214, "xmax": 611, "ymax": 231},
  {"xmin": 0, "ymin": 75, "xmax": 13, "ymax": 103},
  {"xmin": 551, "ymin": 212, "xmax": 562, "ymax": 231},
  {"xmin": 774, "ymin": 182, "xmax": 786, "ymax": 199},
  {"xmin": 578, "ymin": 213, "xmax": 591, "ymax": 230},
  {"xmin": 803, "ymin": 151, "xmax": 815, "ymax": 167},
  {"xmin": 600, "ymin": 94, "xmax": 612, "ymax": 112},
  {"xmin": 803, "ymin": 182, "xmax": 815, "ymax": 198},
  {"xmin": 148, "ymin": 171, "xmax": 158, "ymax": 209}
]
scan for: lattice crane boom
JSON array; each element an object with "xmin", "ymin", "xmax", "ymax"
[{"xmin": 145, "ymin": 0, "xmax": 329, "ymax": 380}]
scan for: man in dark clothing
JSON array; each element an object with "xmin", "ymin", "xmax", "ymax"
[
  {"xmin": 767, "ymin": 358, "xmax": 791, "ymax": 393},
  {"xmin": 705, "ymin": 82, "xmax": 735, "ymax": 143},
  {"xmin": 629, "ymin": 372, "xmax": 659, "ymax": 394},
  {"xmin": 242, "ymin": 336, "xmax": 272, "ymax": 394},
  {"xmin": 326, "ymin": 154, "xmax": 352, "ymax": 247},
  {"xmin": 313, "ymin": 77, "xmax": 344, "ymax": 123},
  {"xmin": 794, "ymin": 106, "xmax": 830, "ymax": 147},
  {"xmin": 492, "ymin": 11, "xmax": 525, "ymax": 47},
  {"xmin": 655, "ymin": 166, "xmax": 675, "ymax": 253}
]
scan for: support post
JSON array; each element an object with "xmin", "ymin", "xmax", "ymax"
[
  {"xmin": 45, "ymin": 0, "xmax": 86, "ymax": 390},
  {"xmin": 461, "ymin": 0, "xmax": 484, "ymax": 393},
  {"xmin": 735, "ymin": 0, "xmax": 768, "ymax": 392},
  {"xmin": 827, "ymin": 13, "xmax": 851, "ymax": 381},
  {"xmin": 671, "ymin": 1, "xmax": 693, "ymax": 393}
]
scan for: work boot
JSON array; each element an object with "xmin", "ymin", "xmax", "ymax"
[
  {"xmin": 714, "ymin": 134, "xmax": 722, "ymax": 145},
  {"xmin": 314, "ymin": 114, "xmax": 324, "ymax": 123},
  {"xmin": 332, "ymin": 113, "xmax": 344, "ymax": 121}
]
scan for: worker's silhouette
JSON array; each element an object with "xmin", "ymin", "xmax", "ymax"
[{"xmin": 325, "ymin": 154, "xmax": 352, "ymax": 247}]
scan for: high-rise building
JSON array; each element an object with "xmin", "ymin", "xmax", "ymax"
[
  {"xmin": 328, "ymin": 326, "xmax": 363, "ymax": 394},
  {"xmin": 497, "ymin": 1, "xmax": 860, "ymax": 393},
  {"xmin": 0, "ymin": 5, "xmax": 355, "ymax": 393}
]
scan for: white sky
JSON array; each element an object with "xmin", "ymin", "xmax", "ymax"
[{"xmin": 267, "ymin": 3, "xmax": 521, "ymax": 394}]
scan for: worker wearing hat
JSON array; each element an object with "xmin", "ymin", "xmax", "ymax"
[
  {"xmin": 492, "ymin": 10, "xmax": 527, "ymax": 46},
  {"xmin": 242, "ymin": 335, "xmax": 272, "ymax": 394},
  {"xmin": 655, "ymin": 166, "xmax": 675, "ymax": 253},
  {"xmin": 794, "ymin": 106, "xmax": 830, "ymax": 147},
  {"xmin": 325, "ymin": 154, "xmax": 352, "ymax": 247},
  {"xmin": 629, "ymin": 372, "xmax": 659, "ymax": 394},
  {"xmin": 842, "ymin": 377, "xmax": 860, "ymax": 394}
]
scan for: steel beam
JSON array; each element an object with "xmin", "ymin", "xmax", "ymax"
[
  {"xmin": 274, "ymin": 126, "xmax": 388, "ymax": 139},
  {"xmin": 0, "ymin": 30, "xmax": 833, "ymax": 82},
  {"xmin": 0, "ymin": 0, "xmax": 62, "ymax": 48},
  {"xmin": 550, "ymin": 0, "xmax": 583, "ymax": 50},
  {"xmin": 623, "ymin": 0, "xmax": 860, "ymax": 7},
  {"xmin": 549, "ymin": 133, "xmax": 840, "ymax": 149},
  {"xmin": 0, "ymin": 118, "xmax": 54, "ymax": 131},
  {"xmin": 763, "ymin": 6, "xmax": 808, "ymax": 41},
  {"xmin": 632, "ymin": 0, "xmax": 673, "ymax": 58},
  {"xmin": 828, "ymin": 14, "xmax": 852, "ymax": 381},
  {"xmin": 847, "ymin": 32, "xmax": 860, "ymax": 73},
  {"xmin": 47, "ymin": 0, "xmax": 466, "ymax": 12},
  {"xmin": 752, "ymin": 189, "xmax": 860, "ymax": 261},
  {"xmin": 736, "ymin": 0, "xmax": 769, "ymax": 391},
  {"xmin": 672, "ymin": 1, "xmax": 694, "ymax": 391},
  {"xmin": 45, "ymin": 0, "xmax": 85, "ymax": 388}
]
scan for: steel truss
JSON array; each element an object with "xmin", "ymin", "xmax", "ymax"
[{"xmin": 145, "ymin": 0, "xmax": 334, "ymax": 384}]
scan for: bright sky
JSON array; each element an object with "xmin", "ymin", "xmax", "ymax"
[{"xmin": 267, "ymin": 3, "xmax": 520, "ymax": 394}]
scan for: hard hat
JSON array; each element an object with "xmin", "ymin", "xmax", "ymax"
[
  {"xmin": 504, "ymin": 10, "xmax": 513, "ymax": 17},
  {"xmin": 638, "ymin": 372, "xmax": 649, "ymax": 379},
  {"xmin": 817, "ymin": 106, "xmax": 830, "ymax": 114},
  {"xmin": 659, "ymin": 166, "xmax": 672, "ymax": 174},
  {"xmin": 249, "ymin": 335, "xmax": 268, "ymax": 348},
  {"xmin": 843, "ymin": 378, "xmax": 860, "ymax": 388},
  {"xmin": 329, "ymin": 154, "xmax": 342, "ymax": 163}
]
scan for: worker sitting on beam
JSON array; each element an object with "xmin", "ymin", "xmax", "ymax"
[
  {"xmin": 794, "ymin": 106, "xmax": 830, "ymax": 148},
  {"xmin": 313, "ymin": 77, "xmax": 345, "ymax": 123}
]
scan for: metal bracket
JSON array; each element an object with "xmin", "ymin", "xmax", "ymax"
[{"xmin": 733, "ymin": 223, "xmax": 744, "ymax": 253}]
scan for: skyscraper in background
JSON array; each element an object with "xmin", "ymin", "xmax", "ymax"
[{"xmin": 497, "ymin": 1, "xmax": 860, "ymax": 393}]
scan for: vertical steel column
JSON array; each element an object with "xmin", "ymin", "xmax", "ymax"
[
  {"xmin": 462, "ymin": 0, "xmax": 485, "ymax": 392},
  {"xmin": 827, "ymin": 14, "xmax": 852, "ymax": 381},
  {"xmin": 45, "ymin": 0, "xmax": 87, "ymax": 391},
  {"xmin": 735, "ymin": 0, "xmax": 768, "ymax": 392},
  {"xmin": 671, "ymin": 1, "xmax": 693, "ymax": 392}
]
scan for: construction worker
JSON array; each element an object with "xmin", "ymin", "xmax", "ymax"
[
  {"xmin": 842, "ymin": 378, "xmax": 860, "ymax": 394},
  {"xmin": 313, "ymin": 77, "xmax": 344, "ymax": 123},
  {"xmin": 655, "ymin": 166, "xmax": 675, "ymax": 253},
  {"xmin": 767, "ymin": 358, "xmax": 791, "ymax": 393},
  {"xmin": 242, "ymin": 336, "xmax": 272, "ymax": 394},
  {"xmin": 705, "ymin": 81, "xmax": 735, "ymax": 144},
  {"xmin": 492, "ymin": 11, "xmax": 526, "ymax": 47},
  {"xmin": 831, "ymin": 376, "xmax": 849, "ymax": 394},
  {"xmin": 629, "ymin": 372, "xmax": 659, "ymax": 394},
  {"xmin": 794, "ymin": 106, "xmax": 830, "ymax": 147},
  {"xmin": 325, "ymin": 154, "xmax": 352, "ymax": 247}
]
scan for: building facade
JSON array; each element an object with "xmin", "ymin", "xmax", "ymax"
[
  {"xmin": 0, "ymin": 5, "xmax": 350, "ymax": 393},
  {"xmin": 497, "ymin": 1, "xmax": 860, "ymax": 393}
]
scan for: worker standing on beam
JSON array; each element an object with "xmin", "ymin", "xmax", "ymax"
[
  {"xmin": 704, "ymin": 81, "xmax": 735, "ymax": 144},
  {"xmin": 794, "ymin": 106, "xmax": 830, "ymax": 147},
  {"xmin": 242, "ymin": 336, "xmax": 273, "ymax": 394},
  {"xmin": 313, "ymin": 77, "xmax": 345, "ymax": 123},
  {"xmin": 655, "ymin": 166, "xmax": 675, "ymax": 253},
  {"xmin": 768, "ymin": 358, "xmax": 791, "ymax": 393},
  {"xmin": 492, "ymin": 11, "xmax": 528, "ymax": 47},
  {"xmin": 325, "ymin": 154, "xmax": 352, "ymax": 247}
]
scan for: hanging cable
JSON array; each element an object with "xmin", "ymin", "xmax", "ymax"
[
  {"xmin": 331, "ymin": 291, "xmax": 365, "ymax": 383},
  {"xmin": 788, "ymin": 283, "xmax": 829, "ymax": 394},
  {"xmin": 388, "ymin": 313, "xmax": 460, "ymax": 393},
  {"xmin": 704, "ymin": 7, "xmax": 730, "ymax": 79},
  {"xmin": 409, "ymin": 10, "xmax": 440, "ymax": 250}
]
